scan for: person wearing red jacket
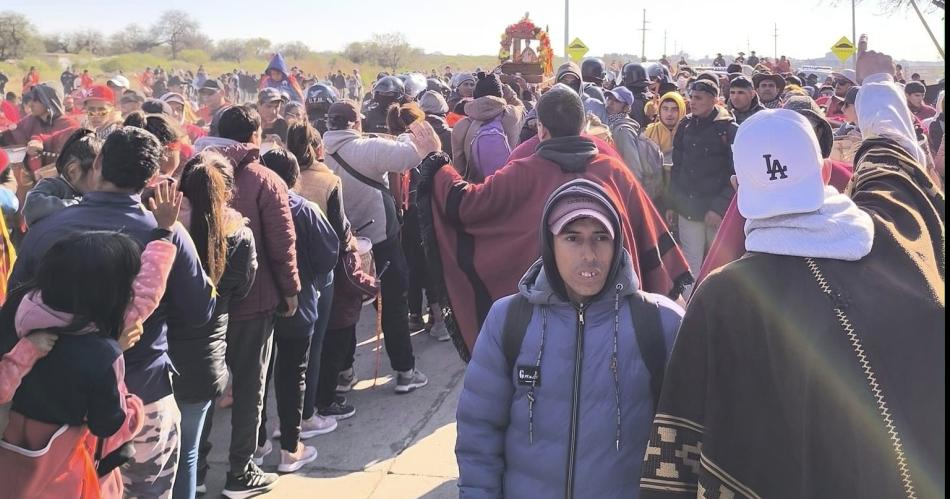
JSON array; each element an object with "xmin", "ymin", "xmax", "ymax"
[
  {"xmin": 1, "ymin": 92, "xmax": 20, "ymax": 124},
  {"xmin": 416, "ymin": 86, "xmax": 691, "ymax": 361},
  {"xmin": 80, "ymin": 69, "xmax": 94, "ymax": 90}
]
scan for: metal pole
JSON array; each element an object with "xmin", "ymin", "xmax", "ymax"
[
  {"xmin": 774, "ymin": 23, "xmax": 778, "ymax": 60},
  {"xmin": 851, "ymin": 0, "xmax": 858, "ymax": 70},
  {"xmin": 909, "ymin": 0, "xmax": 945, "ymax": 60},
  {"xmin": 664, "ymin": 30, "xmax": 668, "ymax": 57},
  {"xmin": 565, "ymin": 0, "xmax": 570, "ymax": 58},
  {"xmin": 641, "ymin": 9, "xmax": 647, "ymax": 60}
]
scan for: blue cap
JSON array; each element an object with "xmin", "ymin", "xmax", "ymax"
[{"xmin": 605, "ymin": 86, "xmax": 635, "ymax": 108}]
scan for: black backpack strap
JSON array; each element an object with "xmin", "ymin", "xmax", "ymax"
[
  {"xmin": 628, "ymin": 292, "xmax": 667, "ymax": 408},
  {"xmin": 330, "ymin": 151, "xmax": 389, "ymax": 192},
  {"xmin": 501, "ymin": 294, "xmax": 534, "ymax": 376}
]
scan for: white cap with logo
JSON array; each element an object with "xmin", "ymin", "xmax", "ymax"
[{"xmin": 733, "ymin": 109, "xmax": 825, "ymax": 220}]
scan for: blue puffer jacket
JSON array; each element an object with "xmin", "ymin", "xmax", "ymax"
[{"xmin": 456, "ymin": 250, "xmax": 683, "ymax": 499}]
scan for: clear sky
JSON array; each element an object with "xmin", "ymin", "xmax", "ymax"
[{"xmin": 7, "ymin": 0, "xmax": 946, "ymax": 61}]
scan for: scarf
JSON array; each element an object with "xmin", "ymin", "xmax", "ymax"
[
  {"xmin": 744, "ymin": 186, "xmax": 874, "ymax": 261},
  {"xmin": 761, "ymin": 97, "xmax": 782, "ymax": 109},
  {"xmin": 535, "ymin": 136, "xmax": 598, "ymax": 173}
]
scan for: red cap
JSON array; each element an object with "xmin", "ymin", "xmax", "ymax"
[{"xmin": 82, "ymin": 85, "xmax": 115, "ymax": 105}]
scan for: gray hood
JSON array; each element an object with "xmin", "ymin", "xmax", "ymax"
[
  {"xmin": 519, "ymin": 179, "xmax": 636, "ymax": 305},
  {"xmin": 322, "ymin": 128, "xmax": 362, "ymax": 155}
]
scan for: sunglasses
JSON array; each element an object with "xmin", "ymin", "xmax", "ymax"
[
  {"xmin": 86, "ymin": 107, "xmax": 110, "ymax": 117},
  {"xmin": 834, "ymin": 79, "xmax": 851, "ymax": 86}
]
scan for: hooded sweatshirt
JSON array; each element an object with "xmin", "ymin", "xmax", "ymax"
[
  {"xmin": 556, "ymin": 62, "xmax": 608, "ymax": 123},
  {"xmin": 260, "ymin": 53, "xmax": 304, "ymax": 103},
  {"xmin": 451, "ymin": 87, "xmax": 525, "ymax": 180},
  {"xmin": 0, "ymin": 85, "xmax": 78, "ymax": 147},
  {"xmin": 727, "ymin": 92, "xmax": 765, "ymax": 125},
  {"xmin": 322, "ymin": 128, "xmax": 424, "ymax": 245},
  {"xmin": 644, "ymin": 92, "xmax": 686, "ymax": 159},
  {"xmin": 456, "ymin": 180, "xmax": 683, "ymax": 499},
  {"xmin": 416, "ymin": 135, "xmax": 692, "ymax": 361}
]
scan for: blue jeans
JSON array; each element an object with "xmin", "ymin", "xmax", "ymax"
[
  {"xmin": 173, "ymin": 399, "xmax": 212, "ymax": 499},
  {"xmin": 303, "ymin": 273, "xmax": 334, "ymax": 420}
]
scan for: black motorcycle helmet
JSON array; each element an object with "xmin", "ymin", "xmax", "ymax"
[
  {"xmin": 373, "ymin": 75, "xmax": 405, "ymax": 99},
  {"xmin": 621, "ymin": 63, "xmax": 649, "ymax": 89},
  {"xmin": 581, "ymin": 57, "xmax": 606, "ymax": 86},
  {"xmin": 645, "ymin": 62, "xmax": 672, "ymax": 84},
  {"xmin": 427, "ymin": 78, "xmax": 451, "ymax": 99},
  {"xmin": 305, "ymin": 83, "xmax": 339, "ymax": 121}
]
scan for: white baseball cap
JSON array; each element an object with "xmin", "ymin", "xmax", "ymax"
[
  {"xmin": 733, "ymin": 109, "xmax": 825, "ymax": 220},
  {"xmin": 108, "ymin": 75, "xmax": 130, "ymax": 88}
]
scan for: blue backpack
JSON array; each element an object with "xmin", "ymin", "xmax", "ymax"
[{"xmin": 469, "ymin": 114, "xmax": 512, "ymax": 181}]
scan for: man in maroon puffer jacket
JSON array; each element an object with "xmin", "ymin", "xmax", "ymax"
[{"xmin": 194, "ymin": 105, "xmax": 300, "ymax": 497}]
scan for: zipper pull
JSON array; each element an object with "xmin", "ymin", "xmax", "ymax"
[{"xmin": 578, "ymin": 305, "xmax": 586, "ymax": 326}]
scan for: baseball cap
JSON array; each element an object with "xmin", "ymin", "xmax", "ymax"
[
  {"xmin": 548, "ymin": 194, "xmax": 614, "ymax": 239},
  {"xmin": 547, "ymin": 194, "xmax": 616, "ymax": 239},
  {"xmin": 160, "ymin": 92, "xmax": 186, "ymax": 107},
  {"xmin": 831, "ymin": 69, "xmax": 857, "ymax": 85},
  {"xmin": 199, "ymin": 80, "xmax": 222, "ymax": 93},
  {"xmin": 82, "ymin": 84, "xmax": 115, "ymax": 105},
  {"xmin": 142, "ymin": 98, "xmax": 173, "ymax": 115},
  {"xmin": 733, "ymin": 109, "xmax": 825, "ymax": 220},
  {"xmin": 730, "ymin": 75, "xmax": 754, "ymax": 89},
  {"xmin": 327, "ymin": 100, "xmax": 362, "ymax": 124},
  {"xmin": 258, "ymin": 87, "xmax": 287, "ymax": 103},
  {"xmin": 167, "ymin": 75, "xmax": 183, "ymax": 87},
  {"xmin": 605, "ymin": 87, "xmax": 635, "ymax": 108},
  {"xmin": 107, "ymin": 75, "xmax": 130, "ymax": 88},
  {"xmin": 692, "ymin": 79, "xmax": 720, "ymax": 98}
]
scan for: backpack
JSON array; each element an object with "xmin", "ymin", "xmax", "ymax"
[
  {"xmin": 500, "ymin": 292, "xmax": 668, "ymax": 408},
  {"xmin": 627, "ymin": 128, "xmax": 665, "ymax": 200},
  {"xmin": 468, "ymin": 114, "xmax": 512, "ymax": 181}
]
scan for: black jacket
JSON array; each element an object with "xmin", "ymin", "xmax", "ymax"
[
  {"xmin": 425, "ymin": 114, "xmax": 453, "ymax": 158},
  {"xmin": 728, "ymin": 94, "xmax": 765, "ymax": 125},
  {"xmin": 669, "ymin": 106, "xmax": 738, "ymax": 220},
  {"xmin": 168, "ymin": 224, "xmax": 256, "ymax": 402}
]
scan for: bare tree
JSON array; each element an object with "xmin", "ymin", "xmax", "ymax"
[
  {"xmin": 343, "ymin": 41, "xmax": 370, "ymax": 64},
  {"xmin": 42, "ymin": 33, "xmax": 71, "ymax": 53},
  {"xmin": 152, "ymin": 10, "xmax": 200, "ymax": 60},
  {"xmin": 214, "ymin": 38, "xmax": 247, "ymax": 62},
  {"xmin": 72, "ymin": 29, "xmax": 106, "ymax": 55},
  {"xmin": 275, "ymin": 41, "xmax": 311, "ymax": 59},
  {"xmin": 370, "ymin": 33, "xmax": 418, "ymax": 73},
  {"xmin": 0, "ymin": 11, "xmax": 40, "ymax": 59},
  {"xmin": 109, "ymin": 24, "xmax": 161, "ymax": 54}
]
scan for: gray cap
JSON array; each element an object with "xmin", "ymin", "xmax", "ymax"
[
  {"xmin": 258, "ymin": 87, "xmax": 287, "ymax": 103},
  {"xmin": 418, "ymin": 90, "xmax": 449, "ymax": 115}
]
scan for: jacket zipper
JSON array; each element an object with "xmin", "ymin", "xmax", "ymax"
[{"xmin": 565, "ymin": 304, "xmax": 586, "ymax": 499}]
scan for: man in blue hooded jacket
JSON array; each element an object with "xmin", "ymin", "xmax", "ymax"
[
  {"xmin": 456, "ymin": 179, "xmax": 684, "ymax": 498},
  {"xmin": 260, "ymin": 53, "xmax": 304, "ymax": 103}
]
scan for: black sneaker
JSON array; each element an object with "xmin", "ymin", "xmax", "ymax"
[
  {"xmin": 408, "ymin": 313, "xmax": 427, "ymax": 332},
  {"xmin": 318, "ymin": 401, "xmax": 357, "ymax": 420},
  {"xmin": 335, "ymin": 394, "xmax": 347, "ymax": 406},
  {"xmin": 222, "ymin": 462, "xmax": 278, "ymax": 499}
]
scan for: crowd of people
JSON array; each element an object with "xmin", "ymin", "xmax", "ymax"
[{"xmin": 0, "ymin": 32, "xmax": 944, "ymax": 499}]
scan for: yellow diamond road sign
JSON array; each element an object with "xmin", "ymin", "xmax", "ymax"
[
  {"xmin": 831, "ymin": 36, "xmax": 857, "ymax": 62},
  {"xmin": 567, "ymin": 38, "xmax": 589, "ymax": 62}
]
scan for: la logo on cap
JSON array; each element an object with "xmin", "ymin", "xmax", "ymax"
[{"xmin": 763, "ymin": 154, "xmax": 789, "ymax": 181}]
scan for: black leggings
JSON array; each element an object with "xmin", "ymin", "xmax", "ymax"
[
  {"xmin": 258, "ymin": 332, "xmax": 312, "ymax": 452},
  {"xmin": 316, "ymin": 326, "xmax": 357, "ymax": 408}
]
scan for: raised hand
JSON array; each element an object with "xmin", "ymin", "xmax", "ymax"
[
  {"xmin": 148, "ymin": 179, "xmax": 183, "ymax": 230},
  {"xmin": 855, "ymin": 34, "xmax": 896, "ymax": 84}
]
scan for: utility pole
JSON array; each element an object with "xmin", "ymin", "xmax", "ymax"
[
  {"xmin": 639, "ymin": 9, "xmax": 649, "ymax": 61},
  {"xmin": 664, "ymin": 30, "xmax": 668, "ymax": 57},
  {"xmin": 564, "ymin": 0, "xmax": 570, "ymax": 58},
  {"xmin": 851, "ymin": 0, "xmax": 858, "ymax": 69},
  {"xmin": 773, "ymin": 23, "xmax": 778, "ymax": 60}
]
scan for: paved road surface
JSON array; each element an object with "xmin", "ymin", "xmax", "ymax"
[{"xmin": 203, "ymin": 305, "xmax": 466, "ymax": 498}]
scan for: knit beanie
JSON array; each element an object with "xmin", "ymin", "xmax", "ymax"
[
  {"xmin": 474, "ymin": 71, "xmax": 503, "ymax": 99},
  {"xmin": 418, "ymin": 90, "xmax": 449, "ymax": 115}
]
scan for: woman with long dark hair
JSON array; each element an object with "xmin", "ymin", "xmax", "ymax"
[{"xmin": 168, "ymin": 150, "xmax": 257, "ymax": 499}]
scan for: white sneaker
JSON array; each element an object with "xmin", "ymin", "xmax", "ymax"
[
  {"xmin": 277, "ymin": 444, "xmax": 319, "ymax": 473},
  {"xmin": 252, "ymin": 439, "xmax": 273, "ymax": 466},
  {"xmin": 428, "ymin": 321, "xmax": 451, "ymax": 342},
  {"xmin": 395, "ymin": 369, "xmax": 429, "ymax": 394},
  {"xmin": 300, "ymin": 415, "xmax": 338, "ymax": 439}
]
